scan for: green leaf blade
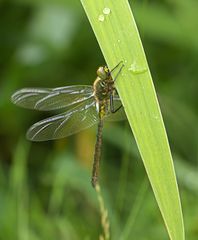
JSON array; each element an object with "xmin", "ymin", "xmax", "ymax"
[{"xmin": 80, "ymin": 1, "xmax": 185, "ymax": 240}]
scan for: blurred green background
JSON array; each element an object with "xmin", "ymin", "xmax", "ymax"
[{"xmin": 0, "ymin": 0, "xmax": 197, "ymax": 239}]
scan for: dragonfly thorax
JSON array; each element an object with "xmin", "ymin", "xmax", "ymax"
[
  {"xmin": 93, "ymin": 66, "xmax": 115, "ymax": 118},
  {"xmin": 93, "ymin": 77, "xmax": 114, "ymax": 102},
  {"xmin": 93, "ymin": 65, "xmax": 115, "ymax": 102}
]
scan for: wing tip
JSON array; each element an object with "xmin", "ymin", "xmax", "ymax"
[{"xmin": 11, "ymin": 91, "xmax": 19, "ymax": 104}]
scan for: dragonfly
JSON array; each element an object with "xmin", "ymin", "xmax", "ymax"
[{"xmin": 11, "ymin": 62, "xmax": 125, "ymax": 187}]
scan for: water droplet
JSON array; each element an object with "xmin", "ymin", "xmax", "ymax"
[
  {"xmin": 98, "ymin": 14, "xmax": 105, "ymax": 22},
  {"xmin": 103, "ymin": 7, "xmax": 111, "ymax": 15},
  {"xmin": 117, "ymin": 39, "xmax": 121, "ymax": 43},
  {"xmin": 128, "ymin": 61, "xmax": 147, "ymax": 74}
]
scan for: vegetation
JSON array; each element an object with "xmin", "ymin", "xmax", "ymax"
[{"xmin": 0, "ymin": 0, "xmax": 197, "ymax": 239}]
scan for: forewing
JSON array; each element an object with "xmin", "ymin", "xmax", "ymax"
[
  {"xmin": 26, "ymin": 98, "xmax": 98, "ymax": 141},
  {"xmin": 11, "ymin": 85, "xmax": 93, "ymax": 111}
]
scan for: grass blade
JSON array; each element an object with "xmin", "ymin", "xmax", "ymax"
[{"xmin": 80, "ymin": 1, "xmax": 185, "ymax": 239}]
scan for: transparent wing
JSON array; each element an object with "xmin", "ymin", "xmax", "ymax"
[
  {"xmin": 11, "ymin": 85, "xmax": 93, "ymax": 111},
  {"xmin": 27, "ymin": 98, "xmax": 98, "ymax": 141},
  {"xmin": 105, "ymin": 95, "xmax": 126, "ymax": 121}
]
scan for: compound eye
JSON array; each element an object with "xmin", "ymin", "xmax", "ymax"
[{"xmin": 97, "ymin": 66, "xmax": 109, "ymax": 79}]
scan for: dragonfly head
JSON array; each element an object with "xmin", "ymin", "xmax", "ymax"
[{"xmin": 97, "ymin": 66, "xmax": 110, "ymax": 80}]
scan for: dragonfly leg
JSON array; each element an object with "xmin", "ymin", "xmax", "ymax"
[
  {"xmin": 110, "ymin": 94, "xmax": 123, "ymax": 113},
  {"xmin": 110, "ymin": 61, "xmax": 124, "ymax": 82},
  {"xmin": 110, "ymin": 61, "xmax": 123, "ymax": 73}
]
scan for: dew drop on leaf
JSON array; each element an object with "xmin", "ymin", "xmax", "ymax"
[
  {"xmin": 103, "ymin": 7, "xmax": 111, "ymax": 15},
  {"xmin": 98, "ymin": 14, "xmax": 105, "ymax": 22},
  {"xmin": 128, "ymin": 61, "xmax": 148, "ymax": 74}
]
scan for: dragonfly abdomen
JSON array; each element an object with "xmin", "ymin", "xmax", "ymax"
[{"xmin": 92, "ymin": 119, "xmax": 103, "ymax": 187}]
